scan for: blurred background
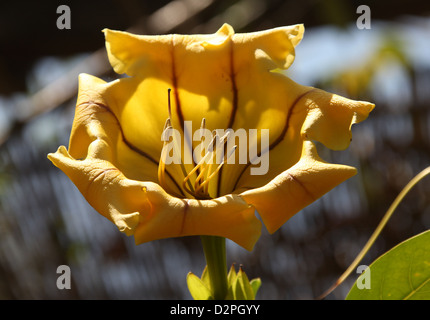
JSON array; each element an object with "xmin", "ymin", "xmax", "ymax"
[{"xmin": 0, "ymin": 0, "xmax": 429, "ymax": 300}]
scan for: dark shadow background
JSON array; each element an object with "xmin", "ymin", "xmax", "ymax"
[{"xmin": 0, "ymin": 0, "xmax": 429, "ymax": 299}]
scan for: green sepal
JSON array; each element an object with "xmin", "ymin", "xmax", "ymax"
[
  {"xmin": 226, "ymin": 264, "xmax": 261, "ymax": 300},
  {"xmin": 250, "ymin": 278, "xmax": 262, "ymax": 297},
  {"xmin": 188, "ymin": 264, "xmax": 262, "ymax": 300},
  {"xmin": 186, "ymin": 271, "xmax": 213, "ymax": 300},
  {"xmin": 200, "ymin": 266, "xmax": 211, "ymax": 292}
]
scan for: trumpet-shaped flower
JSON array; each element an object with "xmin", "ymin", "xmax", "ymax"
[{"xmin": 48, "ymin": 23, "xmax": 374, "ymax": 251}]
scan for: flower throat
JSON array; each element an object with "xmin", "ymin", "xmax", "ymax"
[{"xmin": 158, "ymin": 89, "xmax": 270, "ymax": 200}]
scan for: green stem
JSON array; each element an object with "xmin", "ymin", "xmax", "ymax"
[{"xmin": 200, "ymin": 235, "xmax": 228, "ymax": 300}]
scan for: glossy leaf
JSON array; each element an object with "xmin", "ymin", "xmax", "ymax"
[{"xmin": 346, "ymin": 230, "xmax": 430, "ymax": 300}]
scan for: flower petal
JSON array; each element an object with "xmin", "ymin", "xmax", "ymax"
[
  {"xmin": 231, "ymin": 86, "xmax": 374, "ymax": 195},
  {"xmin": 48, "ymin": 144, "xmax": 143, "ymax": 235},
  {"xmin": 233, "ymin": 23, "xmax": 304, "ymax": 70},
  {"xmin": 69, "ymin": 73, "xmax": 186, "ymax": 194},
  {"xmin": 134, "ymin": 183, "xmax": 261, "ymax": 251},
  {"xmin": 48, "ymin": 143, "xmax": 261, "ymax": 251},
  {"xmin": 302, "ymin": 89, "xmax": 375, "ymax": 150},
  {"xmin": 241, "ymin": 140, "xmax": 357, "ymax": 234},
  {"xmin": 103, "ymin": 23, "xmax": 305, "ymax": 142}
]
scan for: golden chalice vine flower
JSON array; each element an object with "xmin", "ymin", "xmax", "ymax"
[{"xmin": 48, "ymin": 24, "xmax": 373, "ymax": 251}]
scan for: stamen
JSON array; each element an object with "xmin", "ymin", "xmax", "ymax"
[
  {"xmin": 226, "ymin": 144, "xmax": 238, "ymax": 160},
  {"xmin": 182, "ymin": 176, "xmax": 196, "ymax": 197},
  {"xmin": 197, "ymin": 117, "xmax": 208, "ymax": 182},
  {"xmin": 203, "ymin": 131, "xmax": 228, "ymax": 194},
  {"xmin": 203, "ymin": 131, "xmax": 218, "ymax": 193},
  {"xmin": 159, "ymin": 88, "xmax": 194, "ymax": 198},
  {"xmin": 207, "ymin": 131, "xmax": 230, "ymax": 193},
  {"xmin": 158, "ymin": 135, "xmax": 169, "ymax": 187},
  {"xmin": 195, "ymin": 145, "xmax": 237, "ymax": 195},
  {"xmin": 169, "ymin": 126, "xmax": 195, "ymax": 195},
  {"xmin": 180, "ymin": 164, "xmax": 195, "ymax": 197},
  {"xmin": 182, "ymin": 132, "xmax": 219, "ymax": 198},
  {"xmin": 158, "ymin": 126, "xmax": 183, "ymax": 198},
  {"xmin": 194, "ymin": 165, "xmax": 207, "ymax": 191},
  {"xmin": 182, "ymin": 155, "xmax": 207, "ymax": 194},
  {"xmin": 164, "ymin": 118, "xmax": 171, "ymax": 129},
  {"xmin": 159, "ymin": 90, "xmax": 237, "ymax": 200}
]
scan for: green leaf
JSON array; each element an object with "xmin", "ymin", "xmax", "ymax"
[
  {"xmin": 346, "ymin": 230, "xmax": 430, "ymax": 300},
  {"xmin": 186, "ymin": 272, "xmax": 213, "ymax": 300}
]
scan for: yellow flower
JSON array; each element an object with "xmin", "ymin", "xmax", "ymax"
[{"xmin": 48, "ymin": 23, "xmax": 374, "ymax": 251}]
